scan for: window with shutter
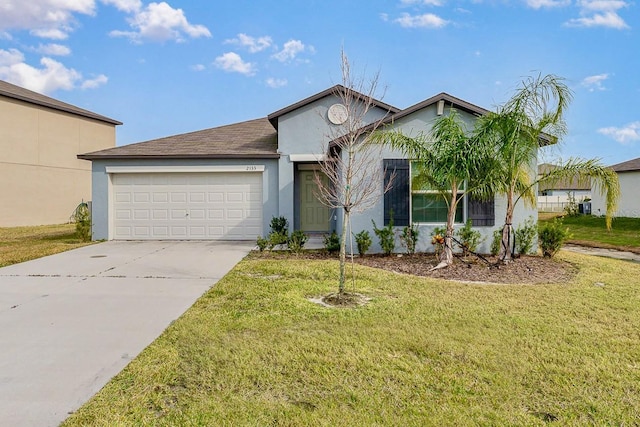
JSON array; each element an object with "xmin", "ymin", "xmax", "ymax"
[
  {"xmin": 468, "ymin": 195, "xmax": 495, "ymax": 226},
  {"xmin": 383, "ymin": 159, "xmax": 409, "ymax": 226}
]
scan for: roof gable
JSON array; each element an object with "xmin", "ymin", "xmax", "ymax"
[
  {"xmin": 389, "ymin": 92, "xmax": 489, "ymax": 123},
  {"xmin": 79, "ymin": 118, "xmax": 278, "ymax": 160},
  {"xmin": 267, "ymin": 84, "xmax": 400, "ymax": 129},
  {"xmin": 0, "ymin": 79, "xmax": 121, "ymax": 125},
  {"xmin": 610, "ymin": 157, "xmax": 640, "ymax": 172}
]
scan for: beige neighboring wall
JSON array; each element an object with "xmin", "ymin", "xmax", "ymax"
[{"xmin": 0, "ymin": 96, "xmax": 117, "ymax": 227}]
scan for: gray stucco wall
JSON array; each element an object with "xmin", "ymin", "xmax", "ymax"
[
  {"xmin": 90, "ymin": 158, "xmax": 279, "ymax": 240},
  {"xmin": 275, "ymin": 92, "xmax": 392, "ymax": 230},
  {"xmin": 591, "ymin": 171, "xmax": 639, "ymax": 218},
  {"xmin": 343, "ymin": 104, "xmax": 538, "ymax": 255}
]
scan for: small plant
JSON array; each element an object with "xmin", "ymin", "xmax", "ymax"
[
  {"xmin": 270, "ymin": 216, "xmax": 289, "ymax": 235},
  {"xmin": 324, "ymin": 231, "xmax": 340, "ymax": 254},
  {"xmin": 456, "ymin": 219, "xmax": 482, "ymax": 257},
  {"xmin": 400, "ymin": 223, "xmax": 419, "ymax": 255},
  {"xmin": 490, "ymin": 229, "xmax": 502, "ymax": 256},
  {"xmin": 354, "ymin": 230, "xmax": 372, "ymax": 256},
  {"xmin": 538, "ymin": 219, "xmax": 570, "ymax": 258},
  {"xmin": 564, "ymin": 193, "xmax": 579, "ymax": 217},
  {"xmin": 74, "ymin": 202, "xmax": 91, "ymax": 242},
  {"xmin": 267, "ymin": 216, "xmax": 289, "ymax": 249},
  {"xmin": 288, "ymin": 230, "xmax": 308, "ymax": 254},
  {"xmin": 256, "ymin": 236, "xmax": 269, "ymax": 252},
  {"xmin": 372, "ymin": 215, "xmax": 395, "ymax": 256},
  {"xmin": 515, "ymin": 217, "xmax": 537, "ymax": 255},
  {"xmin": 430, "ymin": 226, "xmax": 447, "ymax": 257}
]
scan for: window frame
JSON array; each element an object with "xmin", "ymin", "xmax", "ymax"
[{"xmin": 409, "ymin": 161, "xmax": 466, "ymax": 225}]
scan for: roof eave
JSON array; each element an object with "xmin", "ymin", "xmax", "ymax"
[
  {"xmin": 77, "ymin": 153, "xmax": 280, "ymax": 161},
  {"xmin": 1, "ymin": 90, "xmax": 122, "ymax": 125}
]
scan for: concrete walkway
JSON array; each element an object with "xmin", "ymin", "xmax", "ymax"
[
  {"xmin": 0, "ymin": 241, "xmax": 253, "ymax": 427},
  {"xmin": 563, "ymin": 244, "xmax": 640, "ymax": 263}
]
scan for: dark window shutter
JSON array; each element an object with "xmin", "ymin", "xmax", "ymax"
[
  {"xmin": 468, "ymin": 195, "xmax": 495, "ymax": 227},
  {"xmin": 383, "ymin": 159, "xmax": 409, "ymax": 226}
]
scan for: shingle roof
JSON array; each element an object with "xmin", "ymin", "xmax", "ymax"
[
  {"xmin": 78, "ymin": 118, "xmax": 278, "ymax": 160},
  {"xmin": 0, "ymin": 79, "xmax": 121, "ymax": 125},
  {"xmin": 267, "ymin": 84, "xmax": 400, "ymax": 129},
  {"xmin": 537, "ymin": 163, "xmax": 590, "ymax": 191},
  {"xmin": 610, "ymin": 157, "xmax": 640, "ymax": 172}
]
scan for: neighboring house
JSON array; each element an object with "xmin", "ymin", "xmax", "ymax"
[
  {"xmin": 79, "ymin": 85, "xmax": 536, "ymax": 253},
  {"xmin": 591, "ymin": 157, "xmax": 640, "ymax": 218},
  {"xmin": 0, "ymin": 80, "xmax": 121, "ymax": 227},
  {"xmin": 537, "ymin": 163, "xmax": 591, "ymax": 212}
]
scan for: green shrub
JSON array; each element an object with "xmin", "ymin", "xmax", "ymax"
[
  {"xmin": 267, "ymin": 216, "xmax": 289, "ymax": 250},
  {"xmin": 564, "ymin": 193, "xmax": 579, "ymax": 217},
  {"xmin": 256, "ymin": 236, "xmax": 269, "ymax": 252},
  {"xmin": 270, "ymin": 216, "xmax": 289, "ymax": 235},
  {"xmin": 515, "ymin": 217, "xmax": 537, "ymax": 255},
  {"xmin": 324, "ymin": 231, "xmax": 340, "ymax": 254},
  {"xmin": 456, "ymin": 219, "xmax": 482, "ymax": 256},
  {"xmin": 538, "ymin": 219, "xmax": 570, "ymax": 258},
  {"xmin": 354, "ymin": 230, "xmax": 372, "ymax": 256},
  {"xmin": 288, "ymin": 230, "xmax": 308, "ymax": 254},
  {"xmin": 400, "ymin": 224, "xmax": 419, "ymax": 255},
  {"xmin": 372, "ymin": 216, "xmax": 395, "ymax": 256},
  {"xmin": 490, "ymin": 229, "xmax": 502, "ymax": 256},
  {"xmin": 74, "ymin": 202, "xmax": 91, "ymax": 242}
]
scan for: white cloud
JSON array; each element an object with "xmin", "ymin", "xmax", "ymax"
[
  {"xmin": 581, "ymin": 73, "xmax": 609, "ymax": 91},
  {"xmin": 0, "ymin": 48, "xmax": 106, "ymax": 94},
  {"xmin": 0, "ymin": 0, "xmax": 95, "ymax": 39},
  {"xmin": 579, "ymin": 0, "xmax": 628, "ymax": 12},
  {"xmin": 214, "ymin": 52, "xmax": 255, "ymax": 76},
  {"xmin": 565, "ymin": 0, "xmax": 630, "ymax": 29},
  {"xmin": 190, "ymin": 64, "xmax": 205, "ymax": 71},
  {"xmin": 272, "ymin": 40, "xmax": 313, "ymax": 62},
  {"xmin": 394, "ymin": 13, "xmax": 449, "ymax": 28},
  {"xmin": 224, "ymin": 33, "xmax": 273, "ymax": 53},
  {"xmin": 266, "ymin": 77, "xmax": 287, "ymax": 88},
  {"xmin": 100, "ymin": 0, "xmax": 143, "ymax": 13},
  {"xmin": 401, "ymin": 0, "xmax": 444, "ymax": 5},
  {"xmin": 566, "ymin": 11, "xmax": 629, "ymax": 29},
  {"xmin": 598, "ymin": 122, "xmax": 640, "ymax": 144},
  {"xmin": 81, "ymin": 74, "xmax": 108, "ymax": 89},
  {"xmin": 526, "ymin": 0, "xmax": 570, "ymax": 9},
  {"xmin": 109, "ymin": 1, "xmax": 211, "ymax": 43},
  {"xmin": 36, "ymin": 43, "xmax": 72, "ymax": 56}
]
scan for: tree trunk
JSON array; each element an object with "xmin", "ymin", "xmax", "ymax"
[
  {"xmin": 338, "ymin": 209, "xmax": 349, "ymax": 294},
  {"xmin": 432, "ymin": 190, "xmax": 456, "ymax": 270},
  {"xmin": 499, "ymin": 192, "xmax": 515, "ymax": 262}
]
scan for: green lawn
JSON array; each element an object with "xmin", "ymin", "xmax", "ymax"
[
  {"xmin": 0, "ymin": 223, "xmax": 94, "ymax": 267},
  {"xmin": 539, "ymin": 214, "xmax": 640, "ymax": 252},
  {"xmin": 64, "ymin": 252, "xmax": 640, "ymax": 426}
]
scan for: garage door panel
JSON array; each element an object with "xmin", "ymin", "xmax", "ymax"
[{"xmin": 112, "ymin": 172, "xmax": 262, "ymax": 240}]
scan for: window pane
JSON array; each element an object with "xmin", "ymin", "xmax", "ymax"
[{"xmin": 412, "ymin": 194, "xmax": 463, "ymax": 223}]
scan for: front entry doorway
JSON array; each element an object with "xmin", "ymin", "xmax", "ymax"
[{"xmin": 299, "ymin": 169, "xmax": 330, "ymax": 233}]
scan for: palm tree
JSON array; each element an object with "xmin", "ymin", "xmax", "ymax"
[
  {"xmin": 375, "ymin": 110, "xmax": 496, "ymax": 268},
  {"xmin": 473, "ymin": 74, "xmax": 620, "ymax": 261}
]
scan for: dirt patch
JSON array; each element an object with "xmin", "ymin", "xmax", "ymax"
[
  {"xmin": 354, "ymin": 253, "xmax": 577, "ymax": 284},
  {"xmin": 308, "ymin": 292, "xmax": 370, "ymax": 308},
  {"xmin": 251, "ymin": 250, "xmax": 577, "ymax": 285}
]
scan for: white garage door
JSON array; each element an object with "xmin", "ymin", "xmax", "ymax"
[{"xmin": 112, "ymin": 172, "xmax": 262, "ymax": 240}]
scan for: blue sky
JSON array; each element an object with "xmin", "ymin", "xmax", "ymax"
[{"xmin": 1, "ymin": 0, "xmax": 638, "ymax": 165}]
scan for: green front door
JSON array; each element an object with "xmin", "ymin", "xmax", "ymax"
[{"xmin": 299, "ymin": 170, "xmax": 330, "ymax": 232}]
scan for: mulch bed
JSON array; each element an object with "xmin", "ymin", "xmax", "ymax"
[{"xmin": 250, "ymin": 251, "xmax": 578, "ymax": 285}]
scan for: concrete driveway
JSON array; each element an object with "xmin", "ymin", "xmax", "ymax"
[{"xmin": 0, "ymin": 241, "xmax": 253, "ymax": 427}]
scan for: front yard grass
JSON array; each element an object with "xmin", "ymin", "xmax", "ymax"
[
  {"xmin": 0, "ymin": 223, "xmax": 94, "ymax": 267},
  {"xmin": 64, "ymin": 251, "xmax": 640, "ymax": 426},
  {"xmin": 539, "ymin": 214, "xmax": 640, "ymax": 252}
]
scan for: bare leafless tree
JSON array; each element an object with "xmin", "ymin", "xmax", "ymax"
[{"xmin": 314, "ymin": 50, "xmax": 394, "ymax": 294}]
